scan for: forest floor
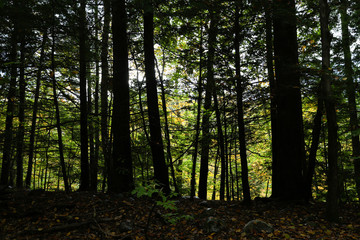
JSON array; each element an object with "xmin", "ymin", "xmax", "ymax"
[{"xmin": 1, "ymin": 189, "xmax": 360, "ymax": 240}]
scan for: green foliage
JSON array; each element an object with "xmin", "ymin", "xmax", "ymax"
[{"xmin": 131, "ymin": 183, "xmax": 193, "ymax": 224}]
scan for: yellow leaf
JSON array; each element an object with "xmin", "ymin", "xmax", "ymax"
[
  {"xmin": 325, "ymin": 229, "xmax": 332, "ymax": 235},
  {"xmin": 283, "ymin": 233, "xmax": 290, "ymax": 239},
  {"xmin": 74, "ymin": 217, "xmax": 80, "ymax": 220}
]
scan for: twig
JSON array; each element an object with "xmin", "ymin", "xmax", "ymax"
[{"xmin": 19, "ymin": 218, "xmax": 114, "ymax": 235}]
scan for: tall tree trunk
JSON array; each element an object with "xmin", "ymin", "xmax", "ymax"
[
  {"xmin": 79, "ymin": 0, "xmax": 90, "ymax": 191},
  {"xmin": 213, "ymin": 91, "xmax": 226, "ymax": 201},
  {"xmin": 190, "ymin": 22, "xmax": 204, "ymax": 199},
  {"xmin": 15, "ymin": 35, "xmax": 26, "ymax": 189},
  {"xmin": 198, "ymin": 11, "xmax": 217, "ymax": 200},
  {"xmin": 91, "ymin": 0, "xmax": 100, "ymax": 192},
  {"xmin": 26, "ymin": 30, "xmax": 48, "ymax": 188},
  {"xmin": 157, "ymin": 53, "xmax": 179, "ymax": 193},
  {"xmin": 51, "ymin": 24, "xmax": 70, "ymax": 193},
  {"xmin": 340, "ymin": 0, "xmax": 360, "ymax": 199},
  {"xmin": 143, "ymin": 0, "xmax": 170, "ymax": 194},
  {"xmin": 272, "ymin": 0, "xmax": 306, "ymax": 200},
  {"xmin": 88, "ymin": 61, "xmax": 95, "ymax": 189},
  {"xmin": 320, "ymin": 0, "xmax": 340, "ymax": 221},
  {"xmin": 109, "ymin": 0, "xmax": 134, "ymax": 193},
  {"xmin": 265, "ymin": 0, "xmax": 279, "ymax": 199},
  {"xmin": 234, "ymin": 2, "xmax": 251, "ymax": 203},
  {"xmin": 306, "ymin": 95, "xmax": 324, "ymax": 200},
  {"xmin": 101, "ymin": 0, "xmax": 110, "ymax": 190},
  {"xmin": 1, "ymin": 23, "xmax": 18, "ymax": 186}
]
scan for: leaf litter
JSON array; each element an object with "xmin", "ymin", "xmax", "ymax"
[{"xmin": 1, "ymin": 190, "xmax": 360, "ymax": 239}]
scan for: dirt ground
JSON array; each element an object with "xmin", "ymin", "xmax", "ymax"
[{"xmin": 1, "ymin": 190, "xmax": 360, "ymax": 239}]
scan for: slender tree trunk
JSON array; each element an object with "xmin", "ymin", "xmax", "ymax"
[
  {"xmin": 143, "ymin": 0, "xmax": 170, "ymax": 194},
  {"xmin": 101, "ymin": 0, "xmax": 110, "ymax": 191},
  {"xmin": 340, "ymin": 0, "xmax": 360, "ymax": 199},
  {"xmin": 51, "ymin": 25, "xmax": 70, "ymax": 193},
  {"xmin": 224, "ymin": 110, "xmax": 229, "ymax": 201},
  {"xmin": 109, "ymin": 0, "xmax": 134, "ymax": 193},
  {"xmin": 190, "ymin": 23, "xmax": 204, "ymax": 199},
  {"xmin": 320, "ymin": 0, "xmax": 339, "ymax": 221},
  {"xmin": 92, "ymin": 0, "xmax": 100, "ymax": 191},
  {"xmin": 212, "ymin": 147, "xmax": 220, "ymax": 200},
  {"xmin": 272, "ymin": 0, "xmax": 306, "ymax": 200},
  {"xmin": 157, "ymin": 54, "xmax": 179, "ymax": 193},
  {"xmin": 78, "ymin": 0, "xmax": 90, "ymax": 191},
  {"xmin": 233, "ymin": 132, "xmax": 240, "ymax": 200},
  {"xmin": 234, "ymin": 2, "xmax": 251, "ymax": 203},
  {"xmin": 0, "ymin": 24, "xmax": 18, "ymax": 186},
  {"xmin": 306, "ymin": 95, "xmax": 324, "ymax": 200},
  {"xmin": 15, "ymin": 34, "xmax": 26, "ymax": 189},
  {"xmin": 26, "ymin": 30, "xmax": 48, "ymax": 188},
  {"xmin": 88, "ymin": 61, "xmax": 96, "ymax": 189},
  {"xmin": 213, "ymin": 92, "xmax": 226, "ymax": 201},
  {"xmin": 265, "ymin": 0, "xmax": 279, "ymax": 199},
  {"xmin": 198, "ymin": 12, "xmax": 217, "ymax": 200}
]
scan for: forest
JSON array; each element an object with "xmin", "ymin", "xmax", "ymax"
[{"xmin": 1, "ymin": 0, "xmax": 360, "ymax": 238}]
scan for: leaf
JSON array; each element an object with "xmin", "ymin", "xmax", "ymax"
[
  {"xmin": 325, "ymin": 229, "xmax": 332, "ymax": 235},
  {"xmin": 283, "ymin": 233, "xmax": 290, "ymax": 239}
]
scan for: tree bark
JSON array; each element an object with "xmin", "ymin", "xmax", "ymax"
[
  {"xmin": 26, "ymin": 30, "xmax": 48, "ymax": 188},
  {"xmin": 79, "ymin": 0, "xmax": 90, "ymax": 191},
  {"xmin": 15, "ymin": 34, "xmax": 26, "ymax": 189},
  {"xmin": 272, "ymin": 0, "xmax": 306, "ymax": 200},
  {"xmin": 234, "ymin": 2, "xmax": 251, "ymax": 203},
  {"xmin": 320, "ymin": 0, "xmax": 339, "ymax": 221},
  {"xmin": 198, "ymin": 11, "xmax": 217, "ymax": 200},
  {"xmin": 109, "ymin": 0, "xmax": 134, "ymax": 193},
  {"xmin": 90, "ymin": 0, "xmax": 100, "ymax": 191},
  {"xmin": 143, "ymin": 0, "xmax": 170, "ymax": 194},
  {"xmin": 213, "ymin": 91, "xmax": 226, "ymax": 201},
  {"xmin": 101, "ymin": 0, "xmax": 111, "ymax": 191},
  {"xmin": 265, "ymin": 0, "xmax": 279, "ymax": 199},
  {"xmin": 306, "ymin": 95, "xmax": 324, "ymax": 200},
  {"xmin": 51, "ymin": 24, "xmax": 70, "ymax": 193},
  {"xmin": 340, "ymin": 0, "xmax": 360, "ymax": 200},
  {"xmin": 0, "ymin": 12, "xmax": 18, "ymax": 186},
  {"xmin": 190, "ymin": 23, "xmax": 204, "ymax": 199},
  {"xmin": 157, "ymin": 53, "xmax": 179, "ymax": 193}
]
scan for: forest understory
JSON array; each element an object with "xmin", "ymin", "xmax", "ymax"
[{"xmin": 1, "ymin": 190, "xmax": 360, "ymax": 240}]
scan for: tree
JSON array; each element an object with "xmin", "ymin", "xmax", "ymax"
[
  {"xmin": 50, "ymin": 14, "xmax": 70, "ymax": 193},
  {"xmin": 234, "ymin": 1, "xmax": 251, "ymax": 203},
  {"xmin": 78, "ymin": 0, "xmax": 90, "ymax": 191},
  {"xmin": 108, "ymin": 0, "xmax": 134, "ymax": 193},
  {"xmin": 100, "ymin": 0, "xmax": 111, "ymax": 191},
  {"xmin": 1, "ymin": 1, "xmax": 18, "ymax": 186},
  {"xmin": 190, "ymin": 22, "xmax": 204, "ymax": 199},
  {"xmin": 26, "ymin": 30, "xmax": 48, "ymax": 188},
  {"xmin": 319, "ymin": 0, "xmax": 340, "ymax": 221},
  {"xmin": 198, "ymin": 10, "xmax": 217, "ymax": 200},
  {"xmin": 271, "ymin": 0, "xmax": 306, "ymax": 200},
  {"xmin": 143, "ymin": 0, "xmax": 170, "ymax": 194},
  {"xmin": 340, "ymin": 0, "xmax": 360, "ymax": 200},
  {"xmin": 15, "ymin": 32, "xmax": 26, "ymax": 188}
]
